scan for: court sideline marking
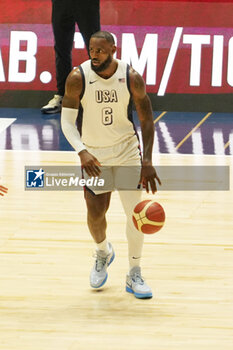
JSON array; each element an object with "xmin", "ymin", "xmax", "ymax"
[
  {"xmin": 175, "ymin": 112, "xmax": 212, "ymax": 150},
  {"xmin": 0, "ymin": 118, "xmax": 16, "ymax": 134},
  {"xmin": 224, "ymin": 140, "xmax": 230, "ymax": 150},
  {"xmin": 154, "ymin": 111, "xmax": 167, "ymax": 124}
]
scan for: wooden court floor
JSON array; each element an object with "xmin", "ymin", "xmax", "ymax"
[{"xmin": 0, "ymin": 150, "xmax": 232, "ymax": 350}]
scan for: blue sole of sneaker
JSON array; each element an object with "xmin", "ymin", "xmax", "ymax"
[
  {"xmin": 108, "ymin": 251, "xmax": 115, "ymax": 266},
  {"xmin": 126, "ymin": 286, "xmax": 153, "ymax": 299}
]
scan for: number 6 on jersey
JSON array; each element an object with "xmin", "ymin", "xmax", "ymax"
[{"xmin": 102, "ymin": 107, "xmax": 113, "ymax": 125}]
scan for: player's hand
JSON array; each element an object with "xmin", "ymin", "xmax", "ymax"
[
  {"xmin": 139, "ymin": 161, "xmax": 161, "ymax": 194},
  {"xmin": 0, "ymin": 185, "xmax": 8, "ymax": 196},
  {"xmin": 78, "ymin": 150, "xmax": 101, "ymax": 177}
]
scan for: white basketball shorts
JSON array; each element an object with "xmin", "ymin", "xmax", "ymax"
[{"xmin": 83, "ymin": 135, "xmax": 142, "ymax": 194}]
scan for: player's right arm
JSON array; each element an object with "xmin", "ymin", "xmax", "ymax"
[{"xmin": 61, "ymin": 68, "xmax": 101, "ymax": 176}]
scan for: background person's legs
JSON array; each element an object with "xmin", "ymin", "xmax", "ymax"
[
  {"xmin": 75, "ymin": 0, "xmax": 100, "ymax": 50},
  {"xmin": 52, "ymin": 0, "xmax": 75, "ymax": 97}
]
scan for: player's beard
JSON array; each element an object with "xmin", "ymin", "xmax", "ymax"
[{"xmin": 91, "ymin": 55, "xmax": 112, "ymax": 72}]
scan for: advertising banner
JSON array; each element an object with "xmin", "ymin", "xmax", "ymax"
[{"xmin": 1, "ymin": 0, "xmax": 233, "ymax": 110}]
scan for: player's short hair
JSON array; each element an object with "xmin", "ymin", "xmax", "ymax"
[{"xmin": 91, "ymin": 31, "xmax": 115, "ymax": 45}]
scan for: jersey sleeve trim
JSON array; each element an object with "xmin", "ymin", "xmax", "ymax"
[
  {"xmin": 78, "ymin": 65, "xmax": 85, "ymax": 100},
  {"xmin": 126, "ymin": 64, "xmax": 132, "ymax": 95}
]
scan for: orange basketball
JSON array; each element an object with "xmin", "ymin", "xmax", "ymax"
[{"xmin": 132, "ymin": 200, "xmax": 165, "ymax": 234}]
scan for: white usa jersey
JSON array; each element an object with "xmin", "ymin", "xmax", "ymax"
[{"xmin": 78, "ymin": 59, "xmax": 136, "ymax": 148}]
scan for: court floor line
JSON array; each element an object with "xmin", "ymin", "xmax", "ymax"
[
  {"xmin": 224, "ymin": 140, "xmax": 230, "ymax": 150},
  {"xmin": 153, "ymin": 111, "xmax": 167, "ymax": 124},
  {"xmin": 175, "ymin": 112, "xmax": 212, "ymax": 150},
  {"xmin": 0, "ymin": 118, "xmax": 16, "ymax": 134}
]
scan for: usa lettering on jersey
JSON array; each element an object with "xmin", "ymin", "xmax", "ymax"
[{"xmin": 95, "ymin": 90, "xmax": 118, "ymax": 103}]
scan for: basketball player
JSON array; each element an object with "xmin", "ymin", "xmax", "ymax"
[
  {"xmin": 0, "ymin": 185, "xmax": 8, "ymax": 196},
  {"xmin": 61, "ymin": 31, "xmax": 161, "ymax": 299}
]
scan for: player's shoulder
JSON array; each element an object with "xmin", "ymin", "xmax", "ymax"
[
  {"xmin": 68, "ymin": 60, "xmax": 91, "ymax": 80},
  {"xmin": 128, "ymin": 65, "xmax": 142, "ymax": 81},
  {"xmin": 128, "ymin": 66, "xmax": 145, "ymax": 93},
  {"xmin": 66, "ymin": 67, "xmax": 83, "ymax": 92}
]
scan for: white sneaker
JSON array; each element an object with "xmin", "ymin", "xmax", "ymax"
[
  {"xmin": 126, "ymin": 266, "xmax": 153, "ymax": 299},
  {"xmin": 90, "ymin": 243, "xmax": 115, "ymax": 289},
  {"xmin": 41, "ymin": 94, "xmax": 63, "ymax": 114}
]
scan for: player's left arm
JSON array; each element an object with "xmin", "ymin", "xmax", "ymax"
[{"xmin": 129, "ymin": 67, "xmax": 161, "ymax": 193}]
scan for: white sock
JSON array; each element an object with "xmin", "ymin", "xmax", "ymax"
[
  {"xmin": 118, "ymin": 191, "xmax": 144, "ymax": 271},
  {"xmin": 96, "ymin": 238, "xmax": 110, "ymax": 254},
  {"xmin": 126, "ymin": 218, "xmax": 144, "ymax": 270}
]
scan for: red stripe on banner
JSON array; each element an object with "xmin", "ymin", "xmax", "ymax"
[
  {"xmin": 1, "ymin": 1, "xmax": 233, "ymax": 27},
  {"xmin": 101, "ymin": 1, "xmax": 233, "ymax": 27},
  {"xmin": 1, "ymin": 1, "xmax": 233, "ymax": 94}
]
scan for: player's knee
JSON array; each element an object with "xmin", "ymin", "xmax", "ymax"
[
  {"xmin": 85, "ymin": 192, "xmax": 111, "ymax": 220},
  {"xmin": 86, "ymin": 200, "xmax": 108, "ymax": 221},
  {"xmin": 87, "ymin": 205, "xmax": 106, "ymax": 222}
]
